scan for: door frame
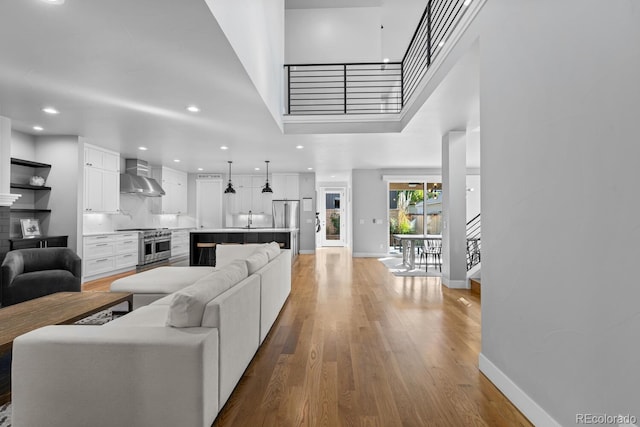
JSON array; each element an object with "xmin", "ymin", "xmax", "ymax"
[
  {"xmin": 318, "ymin": 187, "xmax": 347, "ymax": 247},
  {"xmin": 195, "ymin": 176, "xmax": 223, "ymax": 229},
  {"xmin": 383, "ymin": 175, "xmax": 441, "ymax": 255}
]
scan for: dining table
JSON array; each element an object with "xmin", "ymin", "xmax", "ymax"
[{"xmin": 393, "ymin": 234, "xmax": 442, "ymax": 270}]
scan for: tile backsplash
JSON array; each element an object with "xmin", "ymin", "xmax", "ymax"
[{"xmin": 83, "ymin": 194, "xmax": 195, "ymax": 233}]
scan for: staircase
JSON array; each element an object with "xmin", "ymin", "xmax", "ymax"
[
  {"xmin": 466, "ymin": 213, "xmax": 481, "ymax": 294},
  {"xmin": 466, "ymin": 213, "xmax": 481, "ymax": 270}
]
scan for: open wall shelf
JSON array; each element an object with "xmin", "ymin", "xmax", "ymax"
[
  {"xmin": 10, "ymin": 183, "xmax": 52, "ymax": 191},
  {"xmin": 10, "ymin": 209, "xmax": 52, "ymax": 213},
  {"xmin": 10, "ymin": 158, "xmax": 51, "ymax": 168}
]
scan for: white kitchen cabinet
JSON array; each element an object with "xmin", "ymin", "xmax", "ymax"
[
  {"xmin": 272, "ymin": 173, "xmax": 299, "ymax": 200},
  {"xmin": 84, "ymin": 146, "xmax": 119, "ymax": 172},
  {"xmin": 171, "ymin": 229, "xmax": 190, "ymax": 259},
  {"xmin": 230, "ymin": 175, "xmax": 273, "ymax": 214},
  {"xmin": 151, "ymin": 167, "xmax": 188, "ymax": 214},
  {"xmin": 83, "ymin": 145, "xmax": 120, "ymax": 214},
  {"xmin": 83, "ymin": 232, "xmax": 139, "ymax": 281}
]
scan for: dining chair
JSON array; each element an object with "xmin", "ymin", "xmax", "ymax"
[{"xmin": 425, "ymin": 238, "xmax": 442, "ymax": 272}]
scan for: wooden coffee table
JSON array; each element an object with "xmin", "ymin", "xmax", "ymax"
[{"xmin": 0, "ymin": 291, "xmax": 133, "ymax": 404}]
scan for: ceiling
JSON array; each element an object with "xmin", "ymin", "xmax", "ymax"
[
  {"xmin": 0, "ymin": 0, "xmax": 479, "ymax": 180},
  {"xmin": 286, "ymin": 0, "xmax": 382, "ymax": 9}
]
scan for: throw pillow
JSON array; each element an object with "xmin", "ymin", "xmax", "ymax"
[
  {"xmin": 246, "ymin": 249, "xmax": 269, "ymax": 274},
  {"xmin": 166, "ymin": 260, "xmax": 248, "ymax": 327},
  {"xmin": 264, "ymin": 241, "xmax": 281, "ymax": 261}
]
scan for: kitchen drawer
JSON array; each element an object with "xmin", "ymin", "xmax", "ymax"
[
  {"xmin": 116, "ymin": 239, "xmax": 138, "ymax": 254},
  {"xmin": 84, "ymin": 241, "xmax": 115, "ymax": 259},
  {"xmin": 84, "ymin": 257, "xmax": 115, "ymax": 276},
  {"xmin": 84, "ymin": 234, "xmax": 116, "ymax": 245},
  {"xmin": 114, "ymin": 232, "xmax": 139, "ymax": 241},
  {"xmin": 171, "ymin": 243, "xmax": 188, "ymax": 257},
  {"xmin": 115, "ymin": 252, "xmax": 138, "ymax": 269}
]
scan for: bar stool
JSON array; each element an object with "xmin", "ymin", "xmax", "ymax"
[{"xmin": 196, "ymin": 242, "xmax": 216, "ymax": 266}]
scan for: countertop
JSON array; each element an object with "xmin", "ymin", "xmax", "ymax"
[
  {"xmin": 192, "ymin": 228, "xmax": 299, "ymax": 233},
  {"xmin": 84, "ymin": 227, "xmax": 196, "ymax": 237}
]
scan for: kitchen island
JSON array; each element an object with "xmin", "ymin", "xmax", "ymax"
[{"xmin": 190, "ymin": 228, "xmax": 299, "ymax": 266}]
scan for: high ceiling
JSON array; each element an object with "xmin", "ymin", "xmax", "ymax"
[{"xmin": 0, "ymin": 0, "xmax": 479, "ymax": 180}]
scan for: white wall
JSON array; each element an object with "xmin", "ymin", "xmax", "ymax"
[
  {"xmin": 352, "ymin": 169, "xmax": 389, "ymax": 256},
  {"xmin": 380, "ymin": 0, "xmax": 426, "ymax": 61},
  {"xmin": 298, "ymin": 172, "xmax": 316, "ymax": 253},
  {"xmin": 35, "ymin": 136, "xmax": 81, "ymax": 252},
  {"xmin": 479, "ymin": 1, "xmax": 640, "ymax": 425},
  {"xmin": 205, "ymin": 0, "xmax": 284, "ymax": 127},
  {"xmin": 10, "ymin": 130, "xmax": 36, "ymax": 160},
  {"xmin": 286, "ymin": 7, "xmax": 382, "ymax": 63},
  {"xmin": 466, "ymin": 174, "xmax": 480, "ymax": 221}
]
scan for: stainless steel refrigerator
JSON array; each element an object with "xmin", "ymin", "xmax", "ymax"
[{"xmin": 272, "ymin": 200, "xmax": 300, "ymax": 229}]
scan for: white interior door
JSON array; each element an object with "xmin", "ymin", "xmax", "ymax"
[
  {"xmin": 320, "ymin": 188, "xmax": 346, "ymax": 247},
  {"xmin": 196, "ymin": 178, "xmax": 223, "ymax": 229}
]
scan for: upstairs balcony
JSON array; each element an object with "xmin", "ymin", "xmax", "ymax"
[{"xmin": 283, "ymin": 0, "xmax": 484, "ymax": 134}]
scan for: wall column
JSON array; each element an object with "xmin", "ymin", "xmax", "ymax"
[
  {"xmin": 441, "ymin": 130, "xmax": 467, "ymax": 288},
  {"xmin": 0, "ymin": 116, "xmax": 11, "ymax": 195},
  {"xmin": 0, "ymin": 116, "xmax": 16, "ymax": 261}
]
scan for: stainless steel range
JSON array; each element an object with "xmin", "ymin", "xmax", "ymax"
[{"xmin": 117, "ymin": 228, "xmax": 172, "ymax": 265}]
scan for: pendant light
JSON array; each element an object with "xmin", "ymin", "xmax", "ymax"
[
  {"xmin": 262, "ymin": 160, "xmax": 273, "ymax": 193},
  {"xmin": 224, "ymin": 161, "xmax": 236, "ymax": 194}
]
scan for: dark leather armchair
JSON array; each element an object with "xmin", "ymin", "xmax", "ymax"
[{"xmin": 1, "ymin": 248, "xmax": 82, "ymax": 307}]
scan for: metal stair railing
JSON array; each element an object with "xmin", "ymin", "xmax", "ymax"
[
  {"xmin": 284, "ymin": 0, "xmax": 473, "ymax": 115},
  {"xmin": 466, "ymin": 213, "xmax": 481, "ymax": 270}
]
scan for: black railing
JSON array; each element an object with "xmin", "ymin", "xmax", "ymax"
[
  {"xmin": 402, "ymin": 0, "xmax": 469, "ymax": 103},
  {"xmin": 284, "ymin": 62, "xmax": 403, "ymax": 115},
  {"xmin": 466, "ymin": 213, "xmax": 481, "ymax": 270},
  {"xmin": 284, "ymin": 0, "xmax": 472, "ymax": 115}
]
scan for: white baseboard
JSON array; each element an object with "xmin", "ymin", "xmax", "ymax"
[
  {"xmin": 479, "ymin": 353, "xmax": 561, "ymax": 427},
  {"xmin": 353, "ymin": 252, "xmax": 388, "ymax": 258},
  {"xmin": 441, "ymin": 277, "xmax": 468, "ymax": 289},
  {"xmin": 299, "ymin": 250, "xmax": 315, "ymax": 255}
]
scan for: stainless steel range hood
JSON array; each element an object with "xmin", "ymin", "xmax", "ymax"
[{"xmin": 120, "ymin": 159, "xmax": 165, "ymax": 197}]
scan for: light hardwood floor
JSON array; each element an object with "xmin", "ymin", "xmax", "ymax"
[{"xmin": 84, "ymin": 248, "xmax": 532, "ymax": 427}]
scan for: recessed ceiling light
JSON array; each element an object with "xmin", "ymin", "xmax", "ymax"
[
  {"xmin": 331, "ymin": 175, "xmax": 336, "ymax": 178},
  {"xmin": 186, "ymin": 105, "xmax": 200, "ymax": 113},
  {"xmin": 174, "ymin": 159, "xmax": 180, "ymax": 163},
  {"xmin": 138, "ymin": 146, "xmax": 148, "ymax": 151},
  {"xmin": 307, "ymin": 167, "xmax": 313, "ymax": 170},
  {"xmin": 33, "ymin": 125, "xmax": 44, "ymax": 132},
  {"xmin": 296, "ymin": 145, "xmax": 304, "ymax": 149},
  {"xmin": 220, "ymin": 146, "xmax": 228, "ymax": 150},
  {"xmin": 254, "ymin": 167, "xmax": 260, "ymax": 171},
  {"xmin": 383, "ymin": 58, "xmax": 390, "ymax": 63},
  {"xmin": 438, "ymin": 41, "xmax": 445, "ymax": 47},
  {"xmin": 197, "ymin": 168, "xmax": 203, "ymax": 171},
  {"xmin": 42, "ymin": 0, "xmax": 65, "ymax": 4},
  {"xmin": 42, "ymin": 107, "xmax": 59, "ymax": 115},
  {"xmin": 463, "ymin": 0, "xmax": 472, "ymax": 5}
]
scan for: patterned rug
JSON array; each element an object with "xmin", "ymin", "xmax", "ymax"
[{"xmin": 0, "ymin": 309, "xmax": 116, "ymax": 427}]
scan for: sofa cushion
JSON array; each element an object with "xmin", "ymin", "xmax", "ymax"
[
  {"xmin": 245, "ymin": 249, "xmax": 269, "ymax": 274},
  {"xmin": 264, "ymin": 242, "xmax": 281, "ymax": 261},
  {"xmin": 166, "ymin": 260, "xmax": 248, "ymax": 328},
  {"xmin": 110, "ymin": 266, "xmax": 217, "ymax": 295},
  {"xmin": 104, "ymin": 305, "xmax": 170, "ymax": 328},
  {"xmin": 215, "ymin": 244, "xmax": 264, "ymax": 267}
]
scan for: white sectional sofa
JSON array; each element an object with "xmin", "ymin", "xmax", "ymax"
[{"xmin": 11, "ymin": 242, "xmax": 291, "ymax": 427}]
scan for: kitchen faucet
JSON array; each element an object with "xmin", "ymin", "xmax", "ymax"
[{"xmin": 247, "ymin": 210, "xmax": 252, "ymax": 228}]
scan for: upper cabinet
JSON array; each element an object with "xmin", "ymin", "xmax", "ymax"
[
  {"xmin": 83, "ymin": 145, "xmax": 120, "ymax": 214},
  {"xmin": 271, "ymin": 174, "xmax": 299, "ymax": 200},
  {"xmin": 228, "ymin": 175, "xmax": 272, "ymax": 214},
  {"xmin": 151, "ymin": 167, "xmax": 188, "ymax": 214}
]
